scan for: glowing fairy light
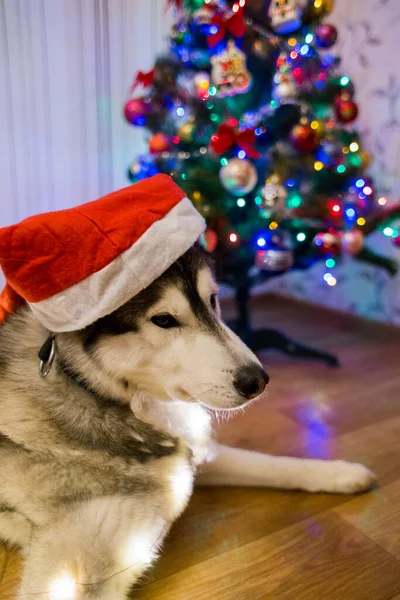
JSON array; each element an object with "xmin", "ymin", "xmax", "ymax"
[
  {"xmin": 290, "ymin": 51, "xmax": 298, "ymax": 60},
  {"xmin": 239, "ymin": 0, "xmax": 246, "ymax": 6},
  {"xmin": 305, "ymin": 33, "xmax": 314, "ymax": 43},
  {"xmin": 356, "ymin": 178, "xmax": 365, "ymax": 188},
  {"xmin": 314, "ymin": 161, "xmax": 324, "ymax": 171},
  {"xmin": 337, "ymin": 165, "xmax": 346, "ymax": 174},
  {"xmin": 176, "ymin": 107, "xmax": 185, "ymax": 116},
  {"xmin": 300, "ymin": 44, "xmax": 309, "ymax": 55},
  {"xmin": 349, "ymin": 142, "xmax": 359, "ymax": 152},
  {"xmin": 363, "ymin": 186, "xmax": 373, "ymax": 196},
  {"xmin": 383, "ymin": 227, "xmax": 394, "ymax": 237},
  {"xmin": 346, "ymin": 208, "xmax": 356, "ymax": 218},
  {"xmin": 288, "ymin": 38, "xmax": 297, "ymax": 47},
  {"xmin": 324, "ymin": 273, "xmax": 337, "ymax": 286},
  {"xmin": 332, "ymin": 204, "xmax": 341, "ymax": 213},
  {"xmin": 199, "ymin": 146, "xmax": 207, "ymax": 154},
  {"xmin": 257, "ymin": 237, "xmax": 266, "ymax": 247},
  {"xmin": 310, "ymin": 121, "xmax": 319, "ymax": 130},
  {"xmin": 229, "ymin": 233, "xmax": 238, "ymax": 243},
  {"xmin": 254, "ymin": 195, "xmax": 262, "ymax": 205},
  {"xmin": 49, "ymin": 575, "xmax": 76, "ymax": 600},
  {"xmin": 269, "ymin": 221, "xmax": 278, "ymax": 230},
  {"xmin": 378, "ymin": 196, "xmax": 387, "ymax": 206},
  {"xmin": 220, "ymin": 157, "xmax": 228, "ymax": 166},
  {"xmin": 326, "ymin": 258, "xmax": 335, "ymax": 268},
  {"xmin": 232, "ymin": 2, "xmax": 239, "ymax": 12},
  {"xmin": 357, "ymin": 217, "xmax": 366, "ymax": 226},
  {"xmin": 238, "ymin": 150, "xmax": 246, "ymax": 159},
  {"xmin": 297, "ymin": 232, "xmax": 306, "ymax": 242},
  {"xmin": 237, "ymin": 198, "xmax": 246, "ymax": 207}
]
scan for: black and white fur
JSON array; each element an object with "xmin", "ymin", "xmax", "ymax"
[{"xmin": 0, "ymin": 245, "xmax": 375, "ymax": 599}]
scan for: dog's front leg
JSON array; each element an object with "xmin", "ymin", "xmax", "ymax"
[
  {"xmin": 17, "ymin": 497, "xmax": 169, "ymax": 600},
  {"xmin": 197, "ymin": 444, "xmax": 376, "ymax": 494}
]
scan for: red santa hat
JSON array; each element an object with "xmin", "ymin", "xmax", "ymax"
[{"xmin": 0, "ymin": 174, "xmax": 206, "ymax": 332}]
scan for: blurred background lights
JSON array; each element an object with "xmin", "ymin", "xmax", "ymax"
[
  {"xmin": 297, "ymin": 232, "xmax": 306, "ymax": 242},
  {"xmin": 257, "ymin": 237, "xmax": 266, "ymax": 247},
  {"xmin": 237, "ymin": 198, "xmax": 246, "ymax": 207},
  {"xmin": 229, "ymin": 232, "xmax": 238, "ymax": 243},
  {"xmin": 378, "ymin": 197, "xmax": 387, "ymax": 206}
]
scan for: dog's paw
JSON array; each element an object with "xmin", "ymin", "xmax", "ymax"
[{"xmin": 328, "ymin": 460, "xmax": 376, "ymax": 494}]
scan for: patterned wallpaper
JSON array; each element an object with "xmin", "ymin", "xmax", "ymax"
[{"xmin": 263, "ymin": 0, "xmax": 400, "ymax": 325}]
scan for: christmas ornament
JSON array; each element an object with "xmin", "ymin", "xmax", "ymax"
[
  {"xmin": 290, "ymin": 124, "xmax": 318, "ymax": 152},
  {"xmin": 193, "ymin": 3, "xmax": 214, "ymax": 24},
  {"xmin": 206, "ymin": 6, "xmax": 245, "ymax": 47},
  {"xmin": 342, "ymin": 229, "xmax": 364, "ymax": 255},
  {"xmin": 315, "ymin": 24, "xmax": 338, "ymax": 48},
  {"xmin": 149, "ymin": 133, "xmax": 170, "ymax": 154},
  {"xmin": 268, "ymin": 0, "xmax": 305, "ymax": 34},
  {"xmin": 178, "ymin": 121, "xmax": 196, "ymax": 143},
  {"xmin": 335, "ymin": 99, "xmax": 359, "ymax": 123},
  {"xmin": 211, "ymin": 124, "xmax": 260, "ymax": 159},
  {"xmin": 124, "ymin": 98, "xmax": 152, "ymax": 126},
  {"xmin": 201, "ymin": 229, "xmax": 218, "ymax": 252},
  {"xmin": 193, "ymin": 71, "xmax": 210, "ymax": 99},
  {"xmin": 309, "ymin": 0, "xmax": 334, "ymax": 18},
  {"xmin": 219, "ymin": 158, "xmax": 258, "ymax": 196},
  {"xmin": 127, "ymin": 157, "xmax": 158, "ymax": 182},
  {"xmin": 255, "ymin": 248, "xmax": 294, "ymax": 271},
  {"xmin": 211, "ymin": 40, "xmax": 252, "ymax": 97},
  {"xmin": 313, "ymin": 231, "xmax": 341, "ymax": 255},
  {"xmin": 272, "ymin": 75, "xmax": 297, "ymax": 102},
  {"xmin": 261, "ymin": 175, "xmax": 288, "ymax": 213}
]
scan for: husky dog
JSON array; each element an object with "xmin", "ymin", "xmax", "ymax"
[{"xmin": 0, "ymin": 245, "xmax": 374, "ymax": 599}]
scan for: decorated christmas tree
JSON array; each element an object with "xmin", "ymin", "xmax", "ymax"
[{"xmin": 124, "ymin": 0, "xmax": 400, "ymax": 345}]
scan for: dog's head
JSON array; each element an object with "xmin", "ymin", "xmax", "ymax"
[{"xmin": 80, "ymin": 245, "xmax": 268, "ymax": 410}]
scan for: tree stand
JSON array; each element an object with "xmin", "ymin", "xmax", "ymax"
[{"xmin": 228, "ymin": 281, "xmax": 339, "ymax": 368}]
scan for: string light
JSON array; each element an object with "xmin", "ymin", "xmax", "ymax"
[
  {"xmin": 326, "ymin": 258, "xmax": 336, "ymax": 268},
  {"xmin": 342, "ymin": 146, "xmax": 349, "ymax": 154},
  {"xmin": 346, "ymin": 208, "xmax": 356, "ymax": 218},
  {"xmin": 297, "ymin": 232, "xmax": 306, "ymax": 242},
  {"xmin": 383, "ymin": 227, "xmax": 394, "ymax": 237},
  {"xmin": 220, "ymin": 157, "xmax": 228, "ymax": 166},
  {"xmin": 287, "ymin": 179, "xmax": 295, "ymax": 187},
  {"xmin": 300, "ymin": 44, "xmax": 309, "ymax": 55},
  {"xmin": 332, "ymin": 204, "xmax": 341, "ymax": 213},
  {"xmin": 305, "ymin": 33, "xmax": 314, "ymax": 43},
  {"xmin": 208, "ymin": 86, "xmax": 217, "ymax": 96},
  {"xmin": 288, "ymin": 38, "xmax": 297, "ymax": 47},
  {"xmin": 176, "ymin": 107, "xmax": 185, "ymax": 116},
  {"xmin": 314, "ymin": 0, "xmax": 323, "ymax": 7},
  {"xmin": 310, "ymin": 121, "xmax": 319, "ymax": 130},
  {"xmin": 340, "ymin": 76, "xmax": 350, "ymax": 86},
  {"xmin": 199, "ymin": 146, "xmax": 207, "ymax": 154},
  {"xmin": 356, "ymin": 178, "xmax": 365, "ymax": 188},
  {"xmin": 254, "ymin": 195, "xmax": 262, "ymax": 205},
  {"xmin": 324, "ymin": 273, "xmax": 337, "ymax": 286},
  {"xmin": 257, "ymin": 237, "xmax": 266, "ymax": 247},
  {"xmin": 269, "ymin": 221, "xmax": 278, "ymax": 230},
  {"xmin": 337, "ymin": 165, "xmax": 346, "ymax": 173},
  {"xmin": 314, "ymin": 161, "xmax": 324, "ymax": 171},
  {"xmin": 193, "ymin": 191, "xmax": 201, "ymax": 201},
  {"xmin": 237, "ymin": 198, "xmax": 246, "ymax": 207},
  {"xmin": 349, "ymin": 142, "xmax": 359, "ymax": 152},
  {"xmin": 238, "ymin": 150, "xmax": 246, "ymax": 159},
  {"xmin": 378, "ymin": 196, "xmax": 387, "ymax": 206},
  {"xmin": 239, "ymin": 0, "xmax": 246, "ymax": 6},
  {"xmin": 290, "ymin": 51, "xmax": 298, "ymax": 60},
  {"xmin": 357, "ymin": 217, "xmax": 366, "ymax": 226},
  {"xmin": 363, "ymin": 186, "xmax": 373, "ymax": 196},
  {"xmin": 229, "ymin": 233, "xmax": 238, "ymax": 243}
]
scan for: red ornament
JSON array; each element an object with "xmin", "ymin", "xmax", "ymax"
[
  {"xmin": 314, "ymin": 231, "xmax": 341, "ymax": 255},
  {"xmin": 202, "ymin": 229, "xmax": 218, "ymax": 252},
  {"xmin": 290, "ymin": 124, "xmax": 318, "ymax": 153},
  {"xmin": 335, "ymin": 99, "xmax": 359, "ymax": 123},
  {"xmin": 149, "ymin": 133, "xmax": 170, "ymax": 154},
  {"xmin": 315, "ymin": 23, "xmax": 338, "ymax": 48},
  {"xmin": 124, "ymin": 98, "xmax": 152, "ymax": 126}
]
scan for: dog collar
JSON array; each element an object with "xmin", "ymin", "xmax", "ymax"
[{"xmin": 38, "ymin": 335, "xmax": 56, "ymax": 377}]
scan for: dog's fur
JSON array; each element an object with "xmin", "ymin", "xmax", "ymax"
[{"xmin": 0, "ymin": 245, "xmax": 375, "ymax": 599}]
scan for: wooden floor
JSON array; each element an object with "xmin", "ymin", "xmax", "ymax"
[{"xmin": 2, "ymin": 295, "xmax": 400, "ymax": 599}]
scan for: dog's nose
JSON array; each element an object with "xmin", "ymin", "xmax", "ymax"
[{"xmin": 233, "ymin": 364, "xmax": 269, "ymax": 400}]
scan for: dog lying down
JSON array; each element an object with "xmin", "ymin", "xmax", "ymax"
[{"xmin": 0, "ymin": 178, "xmax": 375, "ymax": 599}]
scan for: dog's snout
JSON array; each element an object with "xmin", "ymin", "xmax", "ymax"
[{"xmin": 233, "ymin": 364, "xmax": 269, "ymax": 400}]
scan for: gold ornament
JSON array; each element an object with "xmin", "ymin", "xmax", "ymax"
[{"xmin": 178, "ymin": 121, "xmax": 195, "ymax": 143}]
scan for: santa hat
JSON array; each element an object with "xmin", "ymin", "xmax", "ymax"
[{"xmin": 0, "ymin": 174, "xmax": 205, "ymax": 332}]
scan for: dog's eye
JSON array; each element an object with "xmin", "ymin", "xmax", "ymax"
[
  {"xmin": 151, "ymin": 314, "xmax": 179, "ymax": 329},
  {"xmin": 210, "ymin": 294, "xmax": 217, "ymax": 310}
]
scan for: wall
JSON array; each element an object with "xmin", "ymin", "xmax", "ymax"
[{"xmin": 264, "ymin": 0, "xmax": 400, "ymax": 324}]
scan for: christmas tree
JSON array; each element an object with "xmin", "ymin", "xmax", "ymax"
[{"xmin": 124, "ymin": 0, "xmax": 400, "ymax": 319}]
